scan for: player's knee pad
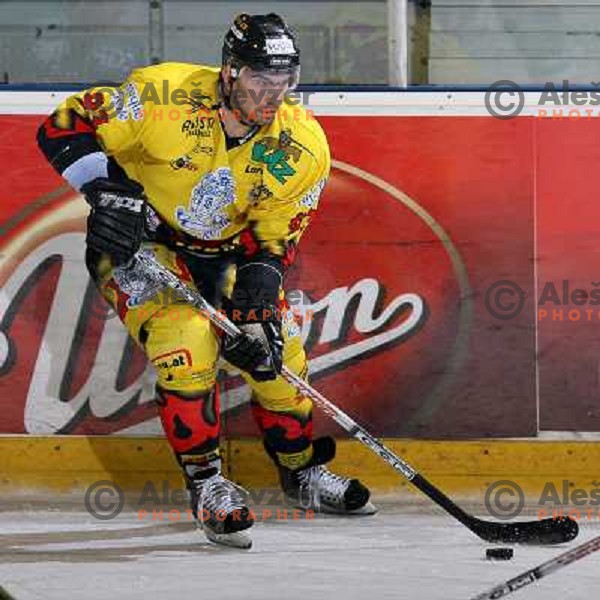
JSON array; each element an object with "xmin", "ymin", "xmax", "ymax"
[
  {"xmin": 143, "ymin": 304, "xmax": 219, "ymax": 394},
  {"xmin": 251, "ymin": 395, "xmax": 314, "ymax": 469},
  {"xmin": 248, "ymin": 351, "xmax": 312, "ymax": 457}
]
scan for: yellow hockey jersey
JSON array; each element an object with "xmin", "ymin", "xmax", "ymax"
[{"xmin": 55, "ymin": 62, "xmax": 330, "ymax": 261}]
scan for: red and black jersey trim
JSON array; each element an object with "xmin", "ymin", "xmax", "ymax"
[{"xmin": 37, "ymin": 109, "xmax": 104, "ymax": 174}]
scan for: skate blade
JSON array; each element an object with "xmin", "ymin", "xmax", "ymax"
[
  {"xmin": 291, "ymin": 499, "xmax": 378, "ymax": 516},
  {"xmin": 320, "ymin": 500, "xmax": 378, "ymax": 516},
  {"xmin": 203, "ymin": 527, "xmax": 253, "ymax": 550}
]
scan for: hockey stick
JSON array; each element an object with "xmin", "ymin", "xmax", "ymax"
[
  {"xmin": 469, "ymin": 534, "xmax": 600, "ymax": 599},
  {"xmin": 0, "ymin": 586, "xmax": 17, "ymax": 600},
  {"xmin": 136, "ymin": 251, "xmax": 578, "ymax": 546}
]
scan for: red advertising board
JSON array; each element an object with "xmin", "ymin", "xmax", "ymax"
[{"xmin": 1, "ymin": 108, "xmax": 599, "ymax": 437}]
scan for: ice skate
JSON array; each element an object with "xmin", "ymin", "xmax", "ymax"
[
  {"xmin": 274, "ymin": 437, "xmax": 378, "ymax": 515},
  {"xmin": 187, "ymin": 468, "xmax": 254, "ymax": 549}
]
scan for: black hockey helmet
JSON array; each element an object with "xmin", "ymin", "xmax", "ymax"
[{"xmin": 222, "ymin": 13, "xmax": 300, "ymax": 83}]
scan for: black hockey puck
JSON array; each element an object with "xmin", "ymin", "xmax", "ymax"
[{"xmin": 486, "ymin": 548, "xmax": 514, "ymax": 560}]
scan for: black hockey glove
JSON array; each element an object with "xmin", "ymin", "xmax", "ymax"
[
  {"xmin": 222, "ymin": 304, "xmax": 284, "ymax": 382},
  {"xmin": 82, "ymin": 178, "xmax": 146, "ymax": 267}
]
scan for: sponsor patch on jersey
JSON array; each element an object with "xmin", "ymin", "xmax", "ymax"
[
  {"xmin": 299, "ymin": 178, "xmax": 326, "ymax": 209},
  {"xmin": 181, "ymin": 116, "xmax": 215, "ymax": 138},
  {"xmin": 113, "ymin": 82, "xmax": 143, "ymax": 121},
  {"xmin": 248, "ymin": 183, "xmax": 273, "ymax": 205},
  {"xmin": 175, "ymin": 168, "xmax": 236, "ymax": 240},
  {"xmin": 153, "ymin": 349, "xmax": 192, "ymax": 370},
  {"xmin": 170, "ymin": 154, "xmax": 198, "ymax": 172},
  {"xmin": 251, "ymin": 136, "xmax": 301, "ymax": 184}
]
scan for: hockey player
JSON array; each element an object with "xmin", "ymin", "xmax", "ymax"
[{"xmin": 37, "ymin": 13, "xmax": 375, "ymax": 549}]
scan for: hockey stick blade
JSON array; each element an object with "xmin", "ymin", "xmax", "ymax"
[
  {"xmin": 412, "ymin": 475, "xmax": 577, "ymax": 546},
  {"xmin": 135, "ymin": 253, "xmax": 579, "ymax": 547},
  {"xmin": 470, "ymin": 515, "xmax": 578, "ymax": 546}
]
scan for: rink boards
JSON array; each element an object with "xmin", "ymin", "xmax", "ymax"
[{"xmin": 1, "ymin": 90, "xmax": 600, "ymax": 497}]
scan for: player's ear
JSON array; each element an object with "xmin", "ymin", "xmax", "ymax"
[{"xmin": 221, "ymin": 64, "xmax": 234, "ymax": 88}]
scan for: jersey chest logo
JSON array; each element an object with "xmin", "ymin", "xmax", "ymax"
[
  {"xmin": 181, "ymin": 115, "xmax": 216, "ymax": 138},
  {"xmin": 251, "ymin": 134, "xmax": 302, "ymax": 184},
  {"xmin": 175, "ymin": 167, "xmax": 236, "ymax": 240}
]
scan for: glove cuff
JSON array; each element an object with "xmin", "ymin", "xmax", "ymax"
[
  {"xmin": 81, "ymin": 177, "xmax": 145, "ymax": 207},
  {"xmin": 231, "ymin": 255, "xmax": 283, "ymax": 308}
]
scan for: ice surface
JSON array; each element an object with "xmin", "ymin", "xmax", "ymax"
[{"xmin": 0, "ymin": 505, "xmax": 598, "ymax": 599}]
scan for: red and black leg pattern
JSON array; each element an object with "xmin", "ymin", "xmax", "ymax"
[
  {"xmin": 156, "ymin": 386, "xmax": 221, "ymax": 470},
  {"xmin": 252, "ymin": 398, "xmax": 314, "ymax": 470}
]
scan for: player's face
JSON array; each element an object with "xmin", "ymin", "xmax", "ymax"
[{"xmin": 233, "ymin": 67, "xmax": 294, "ymax": 125}]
